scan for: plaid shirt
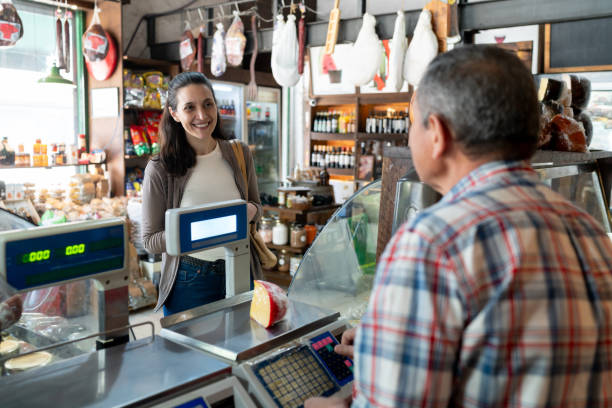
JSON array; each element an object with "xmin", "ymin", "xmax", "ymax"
[{"xmin": 353, "ymin": 161, "xmax": 612, "ymax": 408}]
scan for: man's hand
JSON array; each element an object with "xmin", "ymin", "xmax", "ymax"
[
  {"xmin": 334, "ymin": 327, "xmax": 356, "ymax": 359},
  {"xmin": 304, "ymin": 396, "xmax": 350, "ymax": 408}
]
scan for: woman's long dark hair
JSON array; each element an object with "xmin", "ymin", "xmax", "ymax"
[{"xmin": 158, "ymin": 71, "xmax": 233, "ymax": 177}]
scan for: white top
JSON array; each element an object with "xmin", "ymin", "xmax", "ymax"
[{"xmin": 180, "ymin": 143, "xmax": 241, "ymax": 261}]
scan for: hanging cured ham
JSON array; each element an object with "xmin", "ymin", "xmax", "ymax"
[
  {"xmin": 82, "ymin": 8, "xmax": 117, "ymax": 81},
  {"xmin": 403, "ymin": 9, "xmax": 438, "ymax": 87},
  {"xmin": 225, "ymin": 11, "xmax": 246, "ymax": 67},
  {"xmin": 345, "ymin": 13, "xmax": 382, "ymax": 86},
  {"xmin": 0, "ymin": 0, "xmax": 23, "ymax": 47},
  {"xmin": 179, "ymin": 29, "xmax": 195, "ymax": 71},
  {"xmin": 386, "ymin": 11, "xmax": 407, "ymax": 92}
]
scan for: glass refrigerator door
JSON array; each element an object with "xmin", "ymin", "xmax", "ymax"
[
  {"xmin": 211, "ymin": 81, "xmax": 246, "ymax": 141},
  {"xmin": 247, "ymin": 87, "xmax": 281, "ymax": 196}
]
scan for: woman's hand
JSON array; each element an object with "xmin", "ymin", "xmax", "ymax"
[
  {"xmin": 304, "ymin": 396, "xmax": 350, "ymax": 408},
  {"xmin": 247, "ymin": 202, "xmax": 257, "ymax": 222},
  {"xmin": 334, "ymin": 327, "xmax": 356, "ymax": 359}
]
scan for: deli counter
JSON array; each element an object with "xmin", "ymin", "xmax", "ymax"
[{"xmin": 1, "ymin": 147, "xmax": 612, "ymax": 407}]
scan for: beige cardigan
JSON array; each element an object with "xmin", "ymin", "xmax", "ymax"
[{"xmin": 141, "ymin": 139, "xmax": 263, "ymax": 312}]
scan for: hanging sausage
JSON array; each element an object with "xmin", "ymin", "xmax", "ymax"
[
  {"xmin": 297, "ymin": 5, "xmax": 306, "ymax": 75},
  {"xmin": 55, "ymin": 8, "xmax": 65, "ymax": 69},
  {"xmin": 0, "ymin": 0, "xmax": 23, "ymax": 47},
  {"xmin": 64, "ymin": 11, "xmax": 71, "ymax": 72}
]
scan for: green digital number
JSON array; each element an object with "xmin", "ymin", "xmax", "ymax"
[
  {"xmin": 22, "ymin": 249, "xmax": 50, "ymax": 263},
  {"xmin": 65, "ymin": 244, "xmax": 85, "ymax": 256}
]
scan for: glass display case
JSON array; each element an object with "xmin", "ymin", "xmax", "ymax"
[
  {"xmin": 0, "ymin": 212, "xmax": 99, "ymax": 376},
  {"xmin": 288, "ymin": 181, "xmax": 381, "ymax": 323},
  {"xmin": 289, "ymin": 153, "xmax": 612, "ymax": 324}
]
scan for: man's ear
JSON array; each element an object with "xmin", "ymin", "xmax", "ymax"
[{"xmin": 428, "ymin": 114, "xmax": 452, "ymax": 159}]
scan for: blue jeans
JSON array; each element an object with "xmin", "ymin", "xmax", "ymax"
[{"xmin": 163, "ymin": 258, "xmax": 226, "ymax": 316}]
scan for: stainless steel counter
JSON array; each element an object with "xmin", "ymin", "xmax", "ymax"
[
  {"xmin": 160, "ymin": 294, "xmax": 340, "ymax": 362},
  {"xmin": 0, "ymin": 336, "xmax": 230, "ymax": 407}
]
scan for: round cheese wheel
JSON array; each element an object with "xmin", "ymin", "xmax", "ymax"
[
  {"xmin": 250, "ymin": 280, "xmax": 288, "ymax": 328},
  {"xmin": 5, "ymin": 351, "xmax": 52, "ymax": 371},
  {"xmin": 0, "ymin": 339, "xmax": 19, "ymax": 355}
]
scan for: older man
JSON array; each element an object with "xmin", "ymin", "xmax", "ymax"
[{"xmin": 307, "ymin": 45, "xmax": 612, "ymax": 407}]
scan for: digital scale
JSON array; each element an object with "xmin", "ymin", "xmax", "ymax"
[
  {"xmin": 165, "ymin": 199, "xmax": 251, "ymax": 297},
  {"xmin": 0, "ymin": 216, "xmax": 254, "ymax": 407},
  {"xmin": 0, "ymin": 200, "xmax": 358, "ymax": 407}
]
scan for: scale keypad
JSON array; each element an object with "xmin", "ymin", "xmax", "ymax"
[
  {"xmin": 251, "ymin": 345, "xmax": 339, "ymax": 408},
  {"xmin": 309, "ymin": 331, "xmax": 354, "ymax": 386}
]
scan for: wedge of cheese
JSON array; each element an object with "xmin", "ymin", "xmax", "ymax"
[{"xmin": 250, "ymin": 280, "xmax": 288, "ymax": 328}]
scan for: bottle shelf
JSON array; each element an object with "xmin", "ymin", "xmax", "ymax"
[
  {"xmin": 124, "ymin": 107, "xmax": 163, "ymax": 112},
  {"xmin": 356, "ymin": 132, "xmax": 409, "ymax": 141},
  {"xmin": 311, "ymin": 167, "xmax": 354, "ymax": 176},
  {"xmin": 0, "ymin": 162, "xmax": 103, "ymax": 170},
  {"xmin": 309, "ymin": 132, "xmax": 356, "ymax": 141},
  {"xmin": 266, "ymin": 243, "xmax": 307, "ymax": 254}
]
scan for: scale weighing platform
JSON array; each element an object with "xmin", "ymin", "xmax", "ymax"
[{"xmin": 0, "ymin": 215, "xmax": 258, "ymax": 407}]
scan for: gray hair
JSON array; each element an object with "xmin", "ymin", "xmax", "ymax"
[{"xmin": 416, "ymin": 45, "xmax": 540, "ymax": 161}]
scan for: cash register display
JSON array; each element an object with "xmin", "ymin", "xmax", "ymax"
[
  {"xmin": 4, "ymin": 224, "xmax": 124, "ymax": 290},
  {"xmin": 251, "ymin": 345, "xmax": 339, "ymax": 408}
]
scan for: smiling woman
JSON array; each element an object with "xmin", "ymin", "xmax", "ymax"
[{"xmin": 141, "ymin": 71, "xmax": 264, "ymax": 316}]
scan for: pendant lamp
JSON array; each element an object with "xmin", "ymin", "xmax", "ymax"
[{"xmin": 38, "ymin": 63, "xmax": 75, "ymax": 87}]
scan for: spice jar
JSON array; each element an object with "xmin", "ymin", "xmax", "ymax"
[
  {"xmin": 258, "ymin": 216, "xmax": 274, "ymax": 244},
  {"xmin": 277, "ymin": 189, "xmax": 286, "ymax": 207},
  {"xmin": 272, "ymin": 219, "xmax": 288, "ymax": 246},
  {"xmin": 278, "ymin": 249, "xmax": 290, "ymax": 272},
  {"xmin": 304, "ymin": 224, "xmax": 317, "ymax": 245},
  {"xmin": 290, "ymin": 254, "xmax": 303, "ymax": 276},
  {"xmin": 290, "ymin": 224, "xmax": 307, "ymax": 248}
]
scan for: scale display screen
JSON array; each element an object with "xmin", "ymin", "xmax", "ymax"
[
  {"xmin": 168, "ymin": 200, "xmax": 247, "ymax": 256},
  {"xmin": 4, "ymin": 223, "xmax": 124, "ymax": 291}
]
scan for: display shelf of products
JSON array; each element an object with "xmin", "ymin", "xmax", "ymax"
[
  {"xmin": 263, "ymin": 204, "xmax": 339, "ymax": 215},
  {"xmin": 266, "ymin": 243, "xmax": 308, "ymax": 254},
  {"xmin": 311, "ymin": 167, "xmax": 354, "ymax": 176},
  {"xmin": 310, "ymin": 132, "xmax": 356, "ymax": 141},
  {"xmin": 356, "ymin": 132, "xmax": 410, "ymax": 142},
  {"xmin": 0, "ymin": 162, "xmax": 104, "ymax": 170},
  {"xmin": 262, "ymin": 269, "xmax": 292, "ymax": 289}
]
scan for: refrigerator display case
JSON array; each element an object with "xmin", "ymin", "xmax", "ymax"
[
  {"xmin": 211, "ymin": 81, "xmax": 281, "ymax": 197},
  {"xmin": 247, "ymin": 87, "xmax": 281, "ymax": 197},
  {"xmin": 211, "ymin": 81, "xmax": 246, "ymax": 141}
]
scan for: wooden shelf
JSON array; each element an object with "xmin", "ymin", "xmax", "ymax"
[
  {"xmin": 311, "ymin": 167, "xmax": 354, "ymax": 176},
  {"xmin": 263, "ymin": 204, "xmax": 339, "ymax": 215},
  {"xmin": 0, "ymin": 162, "xmax": 103, "ymax": 169},
  {"xmin": 266, "ymin": 243, "xmax": 307, "ymax": 254},
  {"xmin": 124, "ymin": 107, "xmax": 163, "ymax": 112},
  {"xmin": 124, "ymin": 154, "xmax": 151, "ymax": 160},
  {"xmin": 356, "ymin": 132, "xmax": 409, "ymax": 142},
  {"xmin": 310, "ymin": 132, "xmax": 356, "ymax": 141},
  {"xmin": 262, "ymin": 269, "xmax": 292, "ymax": 289}
]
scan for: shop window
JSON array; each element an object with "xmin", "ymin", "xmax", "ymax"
[{"xmin": 0, "ymin": 0, "xmax": 83, "ymax": 186}]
